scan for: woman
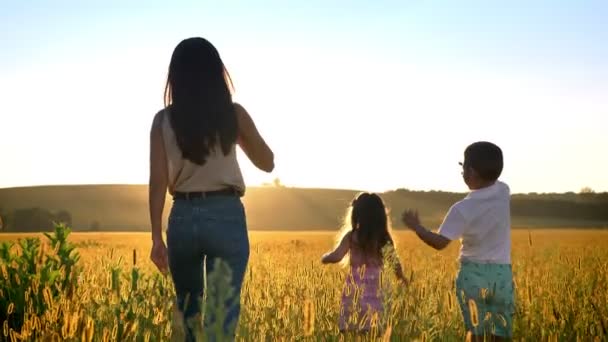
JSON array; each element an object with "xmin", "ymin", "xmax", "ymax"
[{"xmin": 148, "ymin": 37, "xmax": 274, "ymax": 341}]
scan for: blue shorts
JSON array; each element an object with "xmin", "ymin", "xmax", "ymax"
[{"xmin": 455, "ymin": 261, "xmax": 515, "ymax": 338}]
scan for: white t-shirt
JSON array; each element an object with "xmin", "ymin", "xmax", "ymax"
[{"xmin": 438, "ymin": 181, "xmax": 511, "ymax": 264}]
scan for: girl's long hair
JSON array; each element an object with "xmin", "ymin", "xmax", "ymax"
[
  {"xmin": 164, "ymin": 37, "xmax": 237, "ymax": 165},
  {"xmin": 337, "ymin": 192, "xmax": 395, "ymax": 265}
]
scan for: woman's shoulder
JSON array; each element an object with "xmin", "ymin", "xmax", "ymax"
[
  {"xmin": 152, "ymin": 108, "xmax": 174, "ymax": 132},
  {"xmin": 233, "ymin": 102, "xmax": 245, "ymax": 112},
  {"xmin": 233, "ymin": 102, "xmax": 249, "ymax": 121},
  {"xmin": 233, "ymin": 102, "xmax": 256, "ymax": 132},
  {"xmin": 152, "ymin": 108, "xmax": 167, "ymax": 126}
]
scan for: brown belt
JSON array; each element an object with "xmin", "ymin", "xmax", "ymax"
[{"xmin": 173, "ymin": 188, "xmax": 241, "ymax": 200}]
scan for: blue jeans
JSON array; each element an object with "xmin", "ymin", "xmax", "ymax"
[{"xmin": 167, "ymin": 196, "xmax": 249, "ymax": 341}]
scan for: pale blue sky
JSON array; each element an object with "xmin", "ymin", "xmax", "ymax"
[{"xmin": 1, "ymin": 0, "xmax": 607, "ymax": 193}]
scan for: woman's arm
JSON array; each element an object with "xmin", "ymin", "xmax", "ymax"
[
  {"xmin": 321, "ymin": 231, "xmax": 351, "ymax": 264},
  {"xmin": 235, "ymin": 103, "xmax": 274, "ymax": 172},
  {"xmin": 149, "ymin": 112, "xmax": 169, "ymax": 273}
]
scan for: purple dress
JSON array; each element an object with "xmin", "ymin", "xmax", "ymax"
[{"xmin": 339, "ymin": 248, "xmax": 384, "ymax": 332}]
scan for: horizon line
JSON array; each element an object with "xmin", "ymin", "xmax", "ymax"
[{"xmin": 1, "ymin": 182, "xmax": 606, "ymax": 196}]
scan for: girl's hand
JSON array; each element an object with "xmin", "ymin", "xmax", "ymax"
[{"xmin": 401, "ymin": 209, "xmax": 421, "ymax": 229}]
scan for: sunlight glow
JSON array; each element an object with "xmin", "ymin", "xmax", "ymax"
[{"xmin": 1, "ymin": 1, "xmax": 607, "ymax": 193}]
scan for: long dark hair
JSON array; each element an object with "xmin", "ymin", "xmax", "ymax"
[
  {"xmin": 341, "ymin": 193, "xmax": 394, "ymax": 263},
  {"xmin": 164, "ymin": 37, "xmax": 237, "ymax": 165}
]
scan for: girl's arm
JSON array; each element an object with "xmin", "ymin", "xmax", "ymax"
[
  {"xmin": 385, "ymin": 242, "xmax": 408, "ymax": 284},
  {"xmin": 321, "ymin": 231, "xmax": 351, "ymax": 264},
  {"xmin": 393, "ymin": 257, "xmax": 407, "ymax": 284},
  {"xmin": 235, "ymin": 103, "xmax": 275, "ymax": 173}
]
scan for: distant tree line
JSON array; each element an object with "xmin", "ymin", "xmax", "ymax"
[
  {"xmin": 1, "ymin": 186, "xmax": 606, "ymax": 232},
  {"xmin": 0, "ymin": 207, "xmax": 72, "ymax": 232},
  {"xmin": 390, "ymin": 188, "xmax": 608, "ymax": 222}
]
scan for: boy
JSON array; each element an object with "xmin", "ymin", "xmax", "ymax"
[{"xmin": 402, "ymin": 141, "xmax": 514, "ymax": 341}]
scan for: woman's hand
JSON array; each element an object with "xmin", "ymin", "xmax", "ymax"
[
  {"xmin": 402, "ymin": 209, "xmax": 421, "ymax": 229},
  {"xmin": 150, "ymin": 240, "xmax": 169, "ymax": 275}
]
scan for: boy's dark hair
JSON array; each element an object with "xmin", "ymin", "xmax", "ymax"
[{"xmin": 464, "ymin": 141, "xmax": 504, "ymax": 181}]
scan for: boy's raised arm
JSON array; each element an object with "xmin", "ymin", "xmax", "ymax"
[
  {"xmin": 321, "ymin": 231, "xmax": 351, "ymax": 264},
  {"xmin": 402, "ymin": 209, "xmax": 452, "ymax": 250}
]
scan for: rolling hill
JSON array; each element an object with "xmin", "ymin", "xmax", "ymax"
[{"xmin": 1, "ymin": 185, "xmax": 607, "ymax": 232}]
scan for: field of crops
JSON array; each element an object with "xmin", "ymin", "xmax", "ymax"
[{"xmin": 1, "ymin": 228, "xmax": 607, "ymax": 341}]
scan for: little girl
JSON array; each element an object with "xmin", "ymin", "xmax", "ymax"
[{"xmin": 321, "ymin": 192, "xmax": 407, "ymax": 333}]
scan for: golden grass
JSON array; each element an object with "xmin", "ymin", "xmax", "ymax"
[{"xmin": 1, "ymin": 229, "xmax": 607, "ymax": 341}]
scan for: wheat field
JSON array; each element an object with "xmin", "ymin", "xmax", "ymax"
[{"xmin": 1, "ymin": 229, "xmax": 607, "ymax": 341}]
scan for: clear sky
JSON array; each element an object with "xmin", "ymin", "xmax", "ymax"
[{"xmin": 1, "ymin": 0, "xmax": 607, "ymax": 194}]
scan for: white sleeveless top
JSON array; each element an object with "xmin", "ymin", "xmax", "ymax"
[{"xmin": 160, "ymin": 109, "xmax": 245, "ymax": 195}]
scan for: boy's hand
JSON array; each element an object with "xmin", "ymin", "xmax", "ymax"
[{"xmin": 402, "ymin": 209, "xmax": 421, "ymax": 229}]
